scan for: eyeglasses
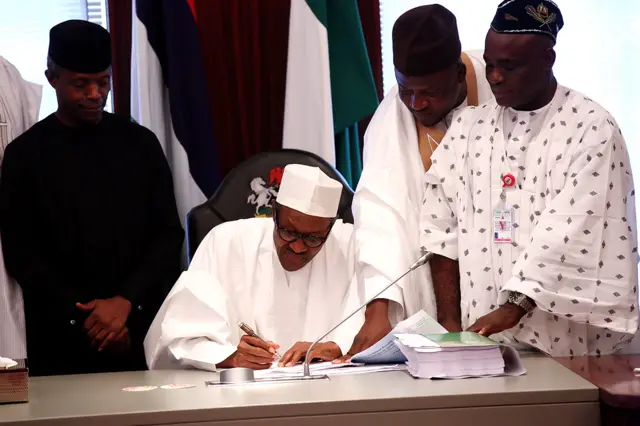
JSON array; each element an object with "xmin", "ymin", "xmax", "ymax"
[{"xmin": 272, "ymin": 208, "xmax": 333, "ymax": 249}]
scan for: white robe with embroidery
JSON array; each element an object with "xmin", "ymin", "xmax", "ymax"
[
  {"xmin": 0, "ymin": 56, "xmax": 41, "ymax": 360},
  {"xmin": 420, "ymin": 84, "xmax": 639, "ymax": 356},
  {"xmin": 354, "ymin": 50, "xmax": 493, "ymax": 324},
  {"xmin": 144, "ymin": 218, "xmax": 363, "ymax": 371}
]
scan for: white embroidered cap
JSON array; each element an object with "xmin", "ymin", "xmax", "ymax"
[{"xmin": 276, "ymin": 164, "xmax": 342, "ymax": 218}]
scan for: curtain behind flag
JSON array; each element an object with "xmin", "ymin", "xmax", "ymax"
[
  {"xmin": 131, "ymin": 0, "xmax": 220, "ymax": 227},
  {"xmin": 283, "ymin": 0, "xmax": 378, "ymax": 188}
]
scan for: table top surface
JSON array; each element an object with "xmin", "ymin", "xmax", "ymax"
[
  {"xmin": 554, "ymin": 354, "xmax": 640, "ymax": 409},
  {"xmin": 0, "ymin": 354, "xmax": 598, "ymax": 426}
]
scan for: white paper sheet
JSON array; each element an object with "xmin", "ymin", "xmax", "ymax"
[
  {"xmin": 411, "ymin": 346, "xmax": 526, "ymax": 379},
  {"xmin": 0, "ymin": 357, "xmax": 17, "ymax": 369},
  {"xmin": 396, "ymin": 334, "xmax": 527, "ymax": 379},
  {"xmin": 253, "ymin": 361, "xmax": 405, "ymax": 379},
  {"xmin": 350, "ymin": 310, "xmax": 447, "ymax": 364}
]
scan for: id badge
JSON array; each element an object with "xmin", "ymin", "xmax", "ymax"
[{"xmin": 493, "ymin": 207, "xmax": 512, "ymax": 243}]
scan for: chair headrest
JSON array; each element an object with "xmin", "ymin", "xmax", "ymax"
[{"xmin": 209, "ymin": 149, "xmax": 353, "ymax": 220}]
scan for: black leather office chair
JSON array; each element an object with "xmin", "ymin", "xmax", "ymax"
[{"xmin": 186, "ymin": 149, "xmax": 354, "ymax": 262}]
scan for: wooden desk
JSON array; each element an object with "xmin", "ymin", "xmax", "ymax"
[
  {"xmin": 0, "ymin": 355, "xmax": 599, "ymax": 426},
  {"xmin": 554, "ymin": 355, "xmax": 640, "ymax": 426}
]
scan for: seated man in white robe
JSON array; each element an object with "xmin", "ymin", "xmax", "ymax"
[
  {"xmin": 144, "ymin": 164, "xmax": 362, "ymax": 370},
  {"xmin": 346, "ymin": 4, "xmax": 494, "ymax": 357},
  {"xmin": 421, "ymin": 0, "xmax": 639, "ymax": 356}
]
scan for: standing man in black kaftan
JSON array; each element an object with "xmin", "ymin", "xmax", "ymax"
[{"xmin": 0, "ymin": 20, "xmax": 184, "ymax": 376}]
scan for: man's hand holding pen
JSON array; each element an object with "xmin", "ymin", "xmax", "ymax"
[{"xmin": 216, "ymin": 335, "xmax": 280, "ymax": 370}]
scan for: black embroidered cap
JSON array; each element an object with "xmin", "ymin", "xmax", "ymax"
[
  {"xmin": 48, "ymin": 20, "xmax": 112, "ymax": 73},
  {"xmin": 392, "ymin": 4, "xmax": 461, "ymax": 76},
  {"xmin": 491, "ymin": 0, "xmax": 564, "ymax": 41}
]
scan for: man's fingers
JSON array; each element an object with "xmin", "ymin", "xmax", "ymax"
[
  {"xmin": 94, "ymin": 327, "xmax": 110, "ymax": 343},
  {"xmin": 467, "ymin": 321, "xmax": 492, "ymax": 336},
  {"xmin": 243, "ymin": 345, "xmax": 275, "ymax": 361},
  {"xmin": 238, "ymin": 340, "xmax": 275, "ymax": 361},
  {"xmin": 332, "ymin": 354, "xmax": 352, "ymax": 364},
  {"xmin": 115, "ymin": 327, "xmax": 129, "ymax": 342},
  {"xmin": 340, "ymin": 336, "xmax": 363, "ymax": 361},
  {"xmin": 479, "ymin": 326, "xmax": 492, "ymax": 336},
  {"xmin": 241, "ymin": 335, "xmax": 277, "ymax": 354},
  {"xmin": 76, "ymin": 301, "xmax": 95, "ymax": 311},
  {"xmin": 266, "ymin": 341, "xmax": 280, "ymax": 353},
  {"xmin": 83, "ymin": 312, "xmax": 99, "ymax": 331},
  {"xmin": 99, "ymin": 327, "xmax": 130, "ymax": 352},
  {"xmin": 466, "ymin": 322, "xmax": 482, "ymax": 333},
  {"xmin": 98, "ymin": 331, "xmax": 117, "ymax": 352},
  {"xmin": 240, "ymin": 359, "xmax": 272, "ymax": 370},
  {"xmin": 308, "ymin": 348, "xmax": 331, "ymax": 362},
  {"xmin": 118, "ymin": 328, "xmax": 131, "ymax": 348},
  {"xmin": 87, "ymin": 323, "xmax": 105, "ymax": 340},
  {"xmin": 278, "ymin": 346, "xmax": 297, "ymax": 367},
  {"xmin": 85, "ymin": 314, "xmax": 114, "ymax": 331},
  {"xmin": 241, "ymin": 351, "xmax": 276, "ymax": 365},
  {"xmin": 286, "ymin": 351, "xmax": 304, "ymax": 367},
  {"xmin": 311, "ymin": 348, "xmax": 337, "ymax": 361},
  {"xmin": 109, "ymin": 319, "xmax": 125, "ymax": 333},
  {"xmin": 278, "ymin": 346, "xmax": 295, "ymax": 367}
]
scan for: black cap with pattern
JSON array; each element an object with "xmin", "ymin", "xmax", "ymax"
[{"xmin": 491, "ymin": 0, "xmax": 564, "ymax": 41}]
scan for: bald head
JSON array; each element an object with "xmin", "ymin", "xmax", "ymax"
[{"xmin": 484, "ymin": 30, "xmax": 556, "ymax": 110}]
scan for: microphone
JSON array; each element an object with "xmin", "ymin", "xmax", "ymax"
[{"xmin": 302, "ymin": 251, "xmax": 434, "ymax": 376}]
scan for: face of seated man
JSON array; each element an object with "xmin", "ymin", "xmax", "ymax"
[{"xmin": 272, "ymin": 204, "xmax": 334, "ymax": 272}]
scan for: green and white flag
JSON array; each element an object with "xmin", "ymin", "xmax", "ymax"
[{"xmin": 282, "ymin": 0, "xmax": 378, "ymax": 187}]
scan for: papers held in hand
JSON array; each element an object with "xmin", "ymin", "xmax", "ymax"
[
  {"xmin": 395, "ymin": 332, "xmax": 526, "ymax": 379},
  {"xmin": 350, "ymin": 309, "xmax": 448, "ymax": 364}
]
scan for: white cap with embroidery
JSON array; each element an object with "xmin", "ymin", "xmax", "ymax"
[{"xmin": 276, "ymin": 164, "xmax": 342, "ymax": 218}]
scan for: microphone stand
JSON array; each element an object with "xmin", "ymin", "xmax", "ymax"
[{"xmin": 302, "ymin": 251, "xmax": 434, "ymax": 377}]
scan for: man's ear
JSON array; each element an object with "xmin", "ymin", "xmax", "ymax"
[
  {"xmin": 544, "ymin": 47, "xmax": 556, "ymax": 70},
  {"xmin": 458, "ymin": 61, "xmax": 467, "ymax": 83},
  {"xmin": 45, "ymin": 69, "xmax": 58, "ymax": 88}
]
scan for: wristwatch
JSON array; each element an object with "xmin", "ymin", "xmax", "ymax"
[{"xmin": 507, "ymin": 291, "xmax": 536, "ymax": 313}]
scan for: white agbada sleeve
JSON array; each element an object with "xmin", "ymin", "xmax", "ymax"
[
  {"xmin": 354, "ymin": 86, "xmax": 427, "ymax": 323},
  {"xmin": 20, "ymin": 81, "xmax": 41, "ymax": 127},
  {"xmin": 144, "ymin": 228, "xmax": 236, "ymax": 371},
  {"xmin": 502, "ymin": 120, "xmax": 638, "ymax": 336},
  {"xmin": 0, "ymin": 56, "xmax": 41, "ymax": 133},
  {"xmin": 329, "ymin": 276, "xmax": 363, "ymax": 354},
  {"xmin": 324, "ymin": 222, "xmax": 364, "ymax": 354}
]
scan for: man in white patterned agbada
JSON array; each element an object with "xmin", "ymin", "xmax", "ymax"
[
  {"xmin": 420, "ymin": 0, "xmax": 639, "ymax": 356},
  {"xmin": 0, "ymin": 55, "xmax": 41, "ymax": 360}
]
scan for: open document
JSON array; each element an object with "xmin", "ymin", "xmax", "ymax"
[
  {"xmin": 253, "ymin": 361, "xmax": 405, "ymax": 380},
  {"xmin": 254, "ymin": 310, "xmax": 445, "ymax": 379},
  {"xmin": 350, "ymin": 309, "xmax": 447, "ymax": 364}
]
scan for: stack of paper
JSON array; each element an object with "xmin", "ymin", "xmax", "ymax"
[
  {"xmin": 350, "ymin": 309, "xmax": 448, "ymax": 364},
  {"xmin": 395, "ymin": 332, "xmax": 526, "ymax": 379}
]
